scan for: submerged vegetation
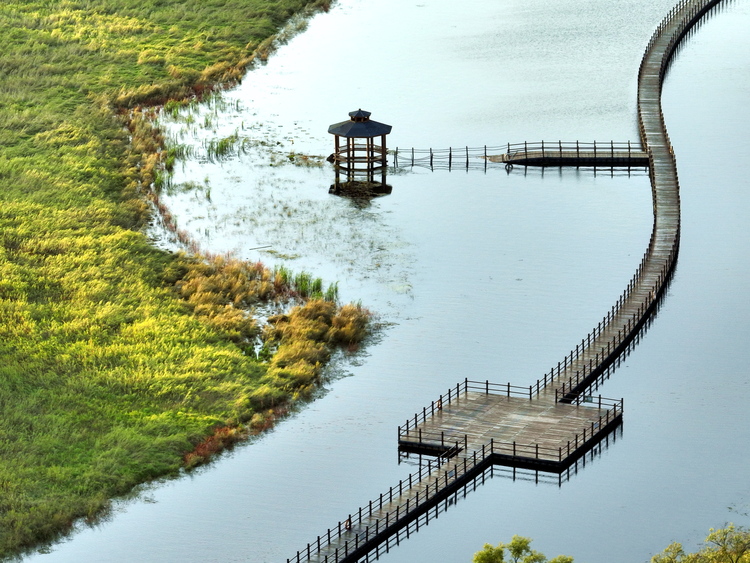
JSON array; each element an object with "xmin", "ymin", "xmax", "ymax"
[{"xmin": 0, "ymin": 0, "xmax": 366, "ymax": 557}]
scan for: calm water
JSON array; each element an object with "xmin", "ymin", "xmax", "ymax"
[{"xmin": 25, "ymin": 1, "xmax": 750, "ymax": 562}]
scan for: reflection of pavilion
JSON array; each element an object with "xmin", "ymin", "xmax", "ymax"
[{"xmin": 327, "ymin": 109, "xmax": 392, "ymax": 196}]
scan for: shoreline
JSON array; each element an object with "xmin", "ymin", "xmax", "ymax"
[{"xmin": 0, "ymin": 0, "xmax": 371, "ymax": 558}]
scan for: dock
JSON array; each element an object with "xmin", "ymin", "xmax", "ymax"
[
  {"xmin": 489, "ymin": 140, "xmax": 649, "ymax": 168},
  {"xmin": 289, "ymin": 0, "xmax": 724, "ymax": 560},
  {"xmin": 398, "ymin": 380, "xmax": 623, "ymax": 472}
]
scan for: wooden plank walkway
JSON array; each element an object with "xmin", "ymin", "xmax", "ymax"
[
  {"xmin": 288, "ymin": 0, "xmax": 725, "ymax": 560},
  {"xmin": 489, "ymin": 141, "xmax": 649, "ymax": 168}
]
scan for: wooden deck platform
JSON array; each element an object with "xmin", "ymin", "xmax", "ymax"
[
  {"xmin": 489, "ymin": 141, "xmax": 649, "ymax": 168},
  {"xmin": 398, "ymin": 390, "xmax": 621, "ymax": 469}
]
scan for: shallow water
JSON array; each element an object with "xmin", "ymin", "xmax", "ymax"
[{"xmin": 25, "ymin": 1, "xmax": 750, "ymax": 562}]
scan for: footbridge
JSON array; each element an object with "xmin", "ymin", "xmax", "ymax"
[{"xmin": 289, "ymin": 0, "xmax": 724, "ymax": 560}]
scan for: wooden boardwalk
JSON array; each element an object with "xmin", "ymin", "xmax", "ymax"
[
  {"xmin": 289, "ymin": 0, "xmax": 724, "ymax": 560},
  {"xmin": 391, "ymin": 142, "xmax": 649, "ymax": 171},
  {"xmin": 490, "ymin": 140, "xmax": 649, "ymax": 168}
]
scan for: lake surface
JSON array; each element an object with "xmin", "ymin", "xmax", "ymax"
[{"xmin": 25, "ymin": 1, "xmax": 750, "ymax": 562}]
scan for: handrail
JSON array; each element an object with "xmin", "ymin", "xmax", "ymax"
[{"xmin": 504, "ymin": 140, "xmax": 644, "ymax": 153}]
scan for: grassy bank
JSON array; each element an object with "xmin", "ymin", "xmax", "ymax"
[{"xmin": 0, "ymin": 0, "xmax": 362, "ymax": 556}]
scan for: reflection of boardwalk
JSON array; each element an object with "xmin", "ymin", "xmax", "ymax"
[{"xmin": 288, "ymin": 0, "xmax": 724, "ymax": 561}]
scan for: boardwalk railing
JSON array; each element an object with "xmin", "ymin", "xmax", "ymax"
[
  {"xmin": 393, "ymin": 145, "xmax": 504, "ymax": 171},
  {"xmin": 504, "ymin": 140, "xmax": 642, "ymax": 158}
]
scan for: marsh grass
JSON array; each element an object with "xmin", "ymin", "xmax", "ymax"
[
  {"xmin": 259, "ymin": 298, "xmax": 372, "ymax": 403},
  {"xmin": 0, "ymin": 0, "xmax": 352, "ymax": 557},
  {"xmin": 206, "ymin": 133, "xmax": 242, "ymax": 161}
]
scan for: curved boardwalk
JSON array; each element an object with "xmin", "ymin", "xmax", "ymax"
[
  {"xmin": 288, "ymin": 1, "xmax": 725, "ymax": 561},
  {"xmin": 540, "ymin": 0, "xmax": 722, "ymax": 400}
]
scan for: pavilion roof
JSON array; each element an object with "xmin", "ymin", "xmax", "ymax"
[{"xmin": 328, "ymin": 109, "xmax": 392, "ymax": 138}]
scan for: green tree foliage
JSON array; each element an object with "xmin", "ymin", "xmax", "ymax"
[
  {"xmin": 473, "ymin": 536, "xmax": 574, "ymax": 563},
  {"xmin": 652, "ymin": 525, "xmax": 750, "ymax": 563}
]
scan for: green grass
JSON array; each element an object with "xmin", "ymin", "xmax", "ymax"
[{"xmin": 0, "ymin": 0, "xmax": 353, "ymax": 557}]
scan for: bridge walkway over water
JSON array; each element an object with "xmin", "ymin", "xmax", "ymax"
[
  {"xmin": 289, "ymin": 0, "xmax": 724, "ymax": 560},
  {"xmin": 491, "ymin": 141, "xmax": 649, "ymax": 168}
]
